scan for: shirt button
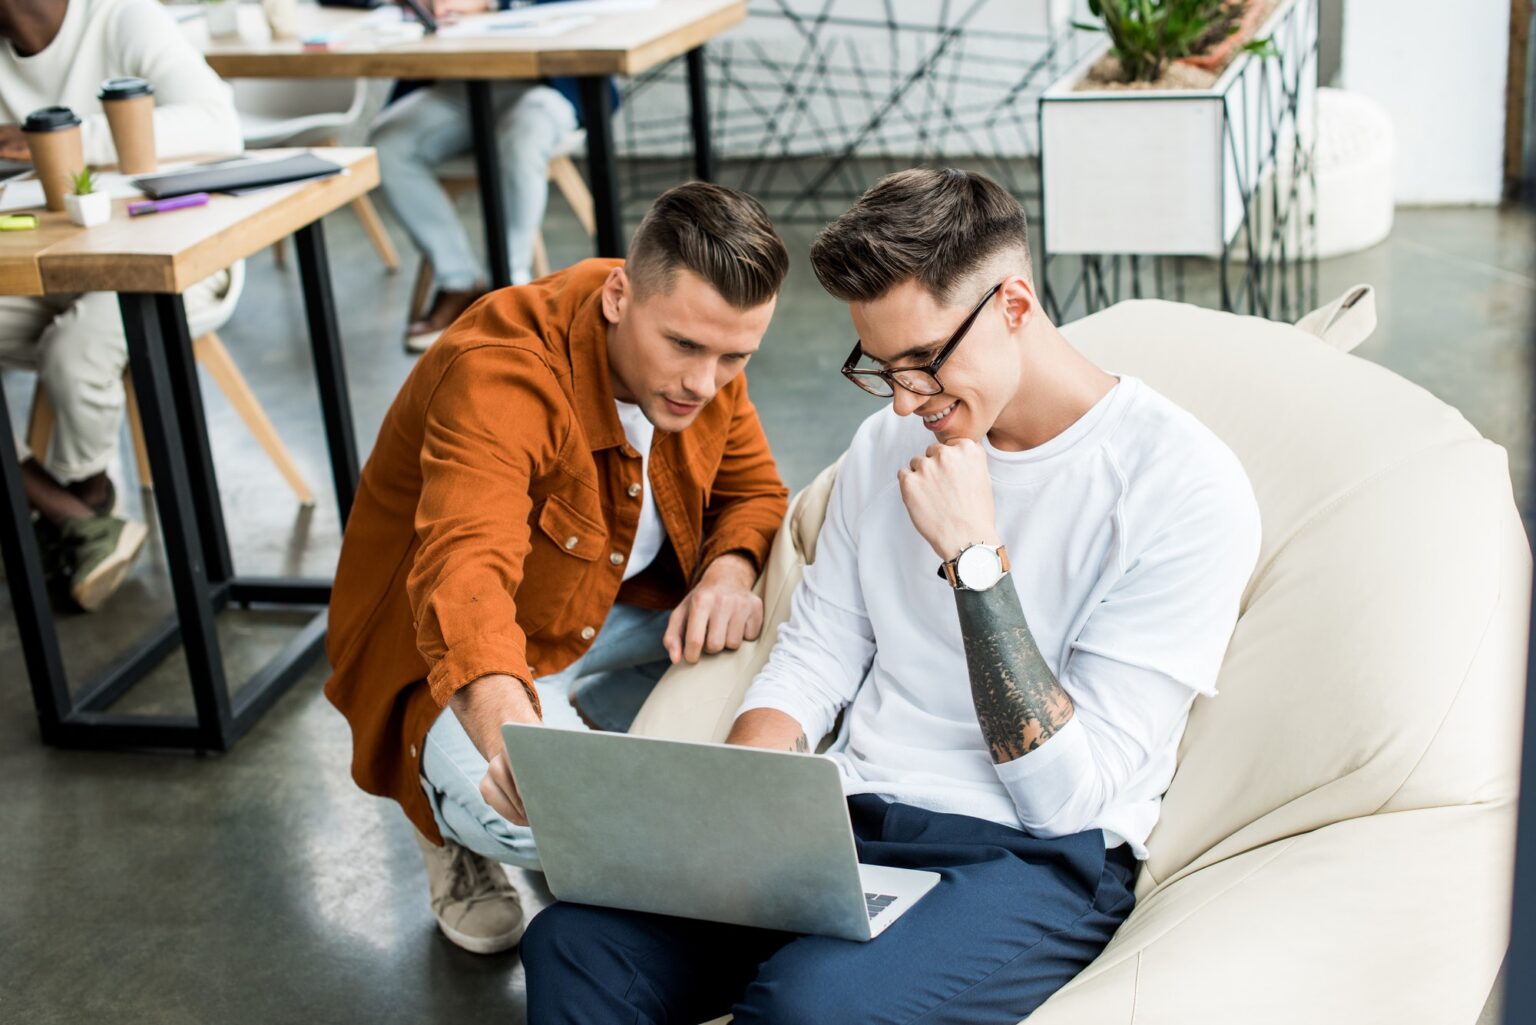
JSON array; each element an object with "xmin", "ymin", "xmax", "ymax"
[
  {"xmin": 409, "ymin": 743, "xmax": 418, "ymax": 759},
  {"xmin": 609, "ymin": 552, "xmax": 624, "ymax": 565},
  {"xmin": 580, "ymin": 626, "xmax": 596, "ymax": 641},
  {"xmin": 627, "ymin": 483, "xmax": 642, "ymax": 498},
  {"xmin": 564, "ymin": 536, "xmax": 579, "ymax": 550},
  {"xmin": 528, "ymin": 665, "xmax": 537, "ymax": 677}
]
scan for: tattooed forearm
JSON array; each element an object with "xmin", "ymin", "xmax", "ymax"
[
  {"xmin": 791, "ymin": 732, "xmax": 810, "ymax": 753},
  {"xmin": 955, "ymin": 583, "xmax": 1075, "ymax": 763}
]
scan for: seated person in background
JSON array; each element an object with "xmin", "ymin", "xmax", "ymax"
[
  {"xmin": 0, "ymin": 0, "xmax": 242, "ymax": 610},
  {"xmin": 522, "ymin": 169, "xmax": 1263, "ymax": 1024},
  {"xmin": 370, "ymin": 0, "xmax": 617, "ymax": 354},
  {"xmin": 324, "ymin": 183, "xmax": 791, "ymax": 957}
]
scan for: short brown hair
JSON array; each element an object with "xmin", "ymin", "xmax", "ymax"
[
  {"xmin": 810, "ymin": 168, "xmax": 1032, "ymax": 304},
  {"xmin": 626, "ymin": 182, "xmax": 789, "ymax": 308}
]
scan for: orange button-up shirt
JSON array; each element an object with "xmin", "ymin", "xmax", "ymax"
[{"xmin": 324, "ymin": 259, "xmax": 789, "ymax": 840}]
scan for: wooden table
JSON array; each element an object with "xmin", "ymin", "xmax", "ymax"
[
  {"xmin": 196, "ymin": 0, "xmax": 746, "ymax": 289},
  {"xmin": 0, "ymin": 148, "xmax": 375, "ymax": 751}
]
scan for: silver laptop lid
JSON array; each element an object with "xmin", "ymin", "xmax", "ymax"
[{"xmin": 502, "ymin": 724, "xmax": 871, "ymax": 937}]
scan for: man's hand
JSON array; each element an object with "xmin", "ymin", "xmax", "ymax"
[
  {"xmin": 0, "ymin": 125, "xmax": 31, "ymax": 163},
  {"xmin": 897, "ymin": 438, "xmax": 1001, "ymax": 561},
  {"xmin": 449, "ymin": 672, "xmax": 540, "ymax": 825},
  {"xmin": 664, "ymin": 552, "xmax": 763, "ymax": 664}
]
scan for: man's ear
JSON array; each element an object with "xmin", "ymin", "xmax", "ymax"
[
  {"xmin": 601, "ymin": 267, "xmax": 630, "ymax": 324},
  {"xmin": 1000, "ymin": 274, "xmax": 1038, "ymax": 330}
]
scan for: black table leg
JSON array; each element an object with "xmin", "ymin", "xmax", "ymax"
[
  {"xmin": 0, "ymin": 376, "xmax": 71, "ymax": 744},
  {"xmin": 687, "ymin": 47, "xmax": 715, "ymax": 183},
  {"xmin": 119, "ymin": 292, "xmax": 233, "ymax": 749},
  {"xmin": 580, "ymin": 75, "xmax": 623, "ymax": 257},
  {"xmin": 293, "ymin": 220, "xmax": 359, "ymax": 525},
  {"xmin": 467, "ymin": 80, "xmax": 512, "ymax": 290},
  {"xmin": 155, "ymin": 292, "xmax": 233, "ymax": 584}
]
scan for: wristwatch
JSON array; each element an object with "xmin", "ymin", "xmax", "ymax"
[{"xmin": 938, "ymin": 542, "xmax": 1010, "ymax": 591}]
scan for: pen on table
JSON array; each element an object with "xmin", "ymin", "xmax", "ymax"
[{"xmin": 128, "ymin": 192, "xmax": 210, "ymax": 217}]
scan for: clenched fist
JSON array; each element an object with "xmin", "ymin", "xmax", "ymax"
[{"xmin": 897, "ymin": 439, "xmax": 1001, "ymax": 561}]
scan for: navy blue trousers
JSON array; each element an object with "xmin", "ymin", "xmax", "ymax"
[{"xmin": 523, "ymin": 795, "xmax": 1138, "ymax": 1025}]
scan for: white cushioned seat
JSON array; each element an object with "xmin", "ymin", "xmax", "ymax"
[{"xmin": 631, "ymin": 293, "xmax": 1526, "ymax": 1024}]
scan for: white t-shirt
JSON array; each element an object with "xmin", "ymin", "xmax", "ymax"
[
  {"xmin": 614, "ymin": 400, "xmax": 665, "ymax": 581},
  {"xmin": 736, "ymin": 376, "xmax": 1262, "ymax": 858},
  {"xmin": 0, "ymin": 0, "xmax": 242, "ymax": 167}
]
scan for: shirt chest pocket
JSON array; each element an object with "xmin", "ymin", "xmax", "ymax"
[
  {"xmin": 536, "ymin": 494, "xmax": 607, "ymax": 561},
  {"xmin": 519, "ymin": 493, "xmax": 609, "ymax": 636}
]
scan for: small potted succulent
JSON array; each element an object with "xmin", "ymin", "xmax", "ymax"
[
  {"xmin": 64, "ymin": 169, "xmax": 110, "ymax": 227},
  {"xmin": 1039, "ymin": 0, "xmax": 1317, "ymax": 257}
]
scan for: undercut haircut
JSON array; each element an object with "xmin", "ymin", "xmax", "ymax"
[
  {"xmin": 626, "ymin": 182, "xmax": 790, "ymax": 309},
  {"xmin": 810, "ymin": 168, "xmax": 1033, "ymax": 305}
]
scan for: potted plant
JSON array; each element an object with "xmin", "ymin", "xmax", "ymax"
[
  {"xmin": 1038, "ymin": 0, "xmax": 1317, "ymax": 258},
  {"xmin": 203, "ymin": 0, "xmax": 242, "ymax": 39},
  {"xmin": 64, "ymin": 169, "xmax": 110, "ymax": 227}
]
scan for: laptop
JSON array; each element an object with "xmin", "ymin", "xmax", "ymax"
[{"xmin": 501, "ymin": 724, "xmax": 941, "ymax": 941}]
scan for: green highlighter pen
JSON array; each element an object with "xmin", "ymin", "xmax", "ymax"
[{"xmin": 0, "ymin": 214, "xmax": 37, "ymax": 231}]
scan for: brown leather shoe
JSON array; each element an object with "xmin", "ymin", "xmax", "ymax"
[{"xmin": 406, "ymin": 284, "xmax": 487, "ymax": 354}]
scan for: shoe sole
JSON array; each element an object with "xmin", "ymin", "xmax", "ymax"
[
  {"xmin": 71, "ymin": 520, "xmax": 148, "ymax": 612},
  {"xmin": 437, "ymin": 915, "xmax": 526, "ymax": 955},
  {"xmin": 405, "ymin": 328, "xmax": 444, "ymax": 355}
]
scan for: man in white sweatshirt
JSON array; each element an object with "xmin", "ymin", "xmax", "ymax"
[
  {"xmin": 522, "ymin": 169, "xmax": 1263, "ymax": 1024},
  {"xmin": 0, "ymin": 0, "xmax": 242, "ymax": 610}
]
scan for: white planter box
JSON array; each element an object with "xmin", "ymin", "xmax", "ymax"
[
  {"xmin": 1039, "ymin": 0, "xmax": 1317, "ymax": 257},
  {"xmin": 64, "ymin": 191, "xmax": 110, "ymax": 228}
]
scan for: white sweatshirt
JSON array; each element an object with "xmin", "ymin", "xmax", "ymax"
[
  {"xmin": 736, "ymin": 376, "xmax": 1262, "ymax": 857},
  {"xmin": 0, "ymin": 0, "xmax": 241, "ymax": 166}
]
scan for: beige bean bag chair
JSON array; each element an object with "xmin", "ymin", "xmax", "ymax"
[{"xmin": 631, "ymin": 288, "xmax": 1527, "ymax": 1024}]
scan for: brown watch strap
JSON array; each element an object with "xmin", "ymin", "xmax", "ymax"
[{"xmin": 938, "ymin": 543, "xmax": 1010, "ymax": 587}]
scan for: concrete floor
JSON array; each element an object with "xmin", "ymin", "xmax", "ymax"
[{"xmin": 0, "ymin": 176, "xmax": 1530, "ymax": 1023}]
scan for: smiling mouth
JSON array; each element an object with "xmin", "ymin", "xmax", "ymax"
[{"xmin": 921, "ymin": 401, "xmax": 957, "ymax": 424}]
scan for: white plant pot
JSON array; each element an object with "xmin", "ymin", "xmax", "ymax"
[
  {"xmin": 64, "ymin": 191, "xmax": 111, "ymax": 228},
  {"xmin": 204, "ymin": 0, "xmax": 242, "ymax": 39},
  {"xmin": 1039, "ymin": 0, "xmax": 1317, "ymax": 258}
]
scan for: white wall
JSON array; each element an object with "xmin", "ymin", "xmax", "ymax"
[{"xmin": 1338, "ymin": 0, "xmax": 1509, "ymax": 205}]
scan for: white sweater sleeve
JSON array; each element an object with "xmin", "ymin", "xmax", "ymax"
[
  {"xmin": 81, "ymin": 0, "xmax": 242, "ymax": 166},
  {"xmin": 733, "ymin": 460, "xmax": 876, "ymax": 745},
  {"xmin": 993, "ymin": 465, "xmax": 1262, "ymax": 836}
]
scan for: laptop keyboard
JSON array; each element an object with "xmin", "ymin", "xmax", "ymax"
[{"xmin": 864, "ymin": 892, "xmax": 898, "ymax": 920}]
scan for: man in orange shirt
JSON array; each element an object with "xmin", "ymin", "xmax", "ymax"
[{"xmin": 325, "ymin": 182, "xmax": 791, "ymax": 954}]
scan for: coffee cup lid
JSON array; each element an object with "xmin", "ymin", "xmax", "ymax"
[
  {"xmin": 22, "ymin": 106, "xmax": 82, "ymax": 133},
  {"xmin": 98, "ymin": 77, "xmax": 154, "ymax": 101}
]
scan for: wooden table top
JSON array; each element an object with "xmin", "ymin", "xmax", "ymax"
[
  {"xmin": 0, "ymin": 148, "xmax": 378, "ymax": 297},
  {"xmin": 198, "ymin": 0, "xmax": 745, "ymax": 80}
]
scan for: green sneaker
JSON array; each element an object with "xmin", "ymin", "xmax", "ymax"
[{"xmin": 62, "ymin": 514, "xmax": 147, "ymax": 612}]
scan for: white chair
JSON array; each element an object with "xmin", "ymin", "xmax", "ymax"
[
  {"xmin": 635, "ymin": 289, "xmax": 1525, "ymax": 1025},
  {"xmin": 408, "ymin": 129, "xmax": 596, "ymax": 319},
  {"xmin": 27, "ymin": 262, "xmax": 315, "ymax": 506},
  {"xmin": 231, "ymin": 77, "xmax": 400, "ymax": 272}
]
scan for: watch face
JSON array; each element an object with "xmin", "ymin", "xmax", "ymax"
[{"xmin": 956, "ymin": 545, "xmax": 1004, "ymax": 590}]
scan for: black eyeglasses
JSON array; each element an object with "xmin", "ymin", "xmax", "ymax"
[{"xmin": 840, "ymin": 282, "xmax": 1003, "ymax": 398}]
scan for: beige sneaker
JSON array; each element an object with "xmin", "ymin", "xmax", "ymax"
[{"xmin": 414, "ymin": 831, "xmax": 526, "ymax": 954}]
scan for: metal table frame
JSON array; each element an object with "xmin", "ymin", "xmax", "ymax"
[
  {"xmin": 465, "ymin": 46, "xmax": 716, "ymax": 288},
  {"xmin": 0, "ymin": 221, "xmax": 358, "ymax": 752}
]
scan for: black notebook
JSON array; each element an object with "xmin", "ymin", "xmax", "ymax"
[{"xmin": 132, "ymin": 154, "xmax": 344, "ymax": 199}]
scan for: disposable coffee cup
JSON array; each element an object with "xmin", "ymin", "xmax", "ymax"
[
  {"xmin": 21, "ymin": 106, "xmax": 84, "ymax": 212},
  {"xmin": 98, "ymin": 77, "xmax": 157, "ymax": 174}
]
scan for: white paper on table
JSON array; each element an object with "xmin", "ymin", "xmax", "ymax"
[
  {"xmin": 437, "ymin": 13, "xmax": 595, "ymax": 39},
  {"xmin": 0, "ymin": 179, "xmax": 45, "ymax": 212}
]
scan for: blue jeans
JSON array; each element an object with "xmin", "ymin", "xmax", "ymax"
[
  {"xmin": 420, "ymin": 603, "xmax": 671, "ymax": 870},
  {"xmin": 524, "ymin": 796, "xmax": 1139, "ymax": 1025},
  {"xmin": 369, "ymin": 80, "xmax": 578, "ymax": 289}
]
